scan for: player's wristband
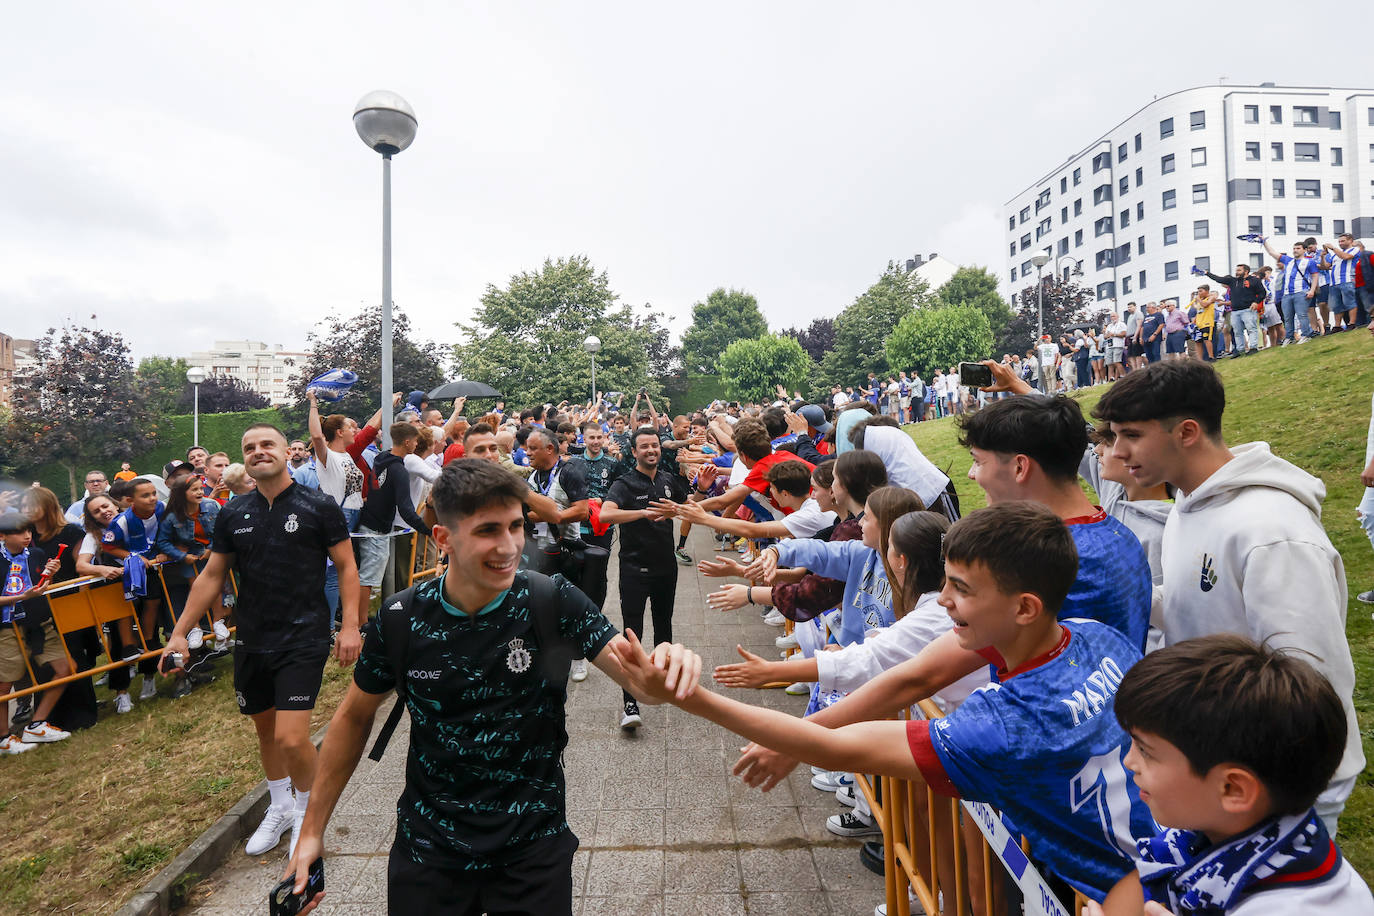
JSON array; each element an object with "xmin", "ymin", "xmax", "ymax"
[{"xmin": 747, "ymin": 587, "xmax": 754, "ymax": 605}]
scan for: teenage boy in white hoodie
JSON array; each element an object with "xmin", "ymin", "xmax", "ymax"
[{"xmin": 1092, "ymin": 360, "xmax": 1364, "ymax": 833}]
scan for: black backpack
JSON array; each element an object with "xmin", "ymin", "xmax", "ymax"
[{"xmin": 367, "ymin": 571, "xmax": 570, "ymax": 761}]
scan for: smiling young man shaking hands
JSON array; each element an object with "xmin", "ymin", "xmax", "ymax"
[{"xmin": 284, "ymin": 459, "xmax": 699, "ymax": 916}]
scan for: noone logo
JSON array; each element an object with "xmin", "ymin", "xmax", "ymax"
[{"xmin": 408, "ymin": 670, "xmax": 442, "ymax": 680}]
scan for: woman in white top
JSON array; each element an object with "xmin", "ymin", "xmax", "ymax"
[{"xmin": 306, "ymin": 391, "xmax": 390, "ymax": 529}]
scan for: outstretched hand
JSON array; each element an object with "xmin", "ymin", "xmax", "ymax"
[
  {"xmin": 713, "ymin": 645, "xmax": 772, "ymax": 688},
  {"xmin": 698, "ymin": 557, "xmax": 746, "ymax": 578},
  {"xmin": 733, "ymin": 741, "xmax": 797, "ymax": 792},
  {"xmin": 744, "ymin": 548, "xmax": 780, "ymax": 584},
  {"xmin": 611, "ymin": 629, "xmax": 702, "ymax": 705}
]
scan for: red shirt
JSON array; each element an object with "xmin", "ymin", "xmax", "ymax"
[
  {"xmin": 348, "ymin": 424, "xmax": 380, "ymax": 498},
  {"xmin": 742, "ymin": 453, "xmax": 815, "ymax": 515},
  {"xmin": 442, "ymin": 441, "xmax": 465, "ymax": 465}
]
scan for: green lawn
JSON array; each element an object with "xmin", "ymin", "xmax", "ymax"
[{"xmin": 908, "ymin": 329, "xmax": 1374, "ymax": 877}]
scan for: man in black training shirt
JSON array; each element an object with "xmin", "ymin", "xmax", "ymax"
[
  {"xmin": 600, "ymin": 427, "xmax": 691, "ymax": 729},
  {"xmin": 163, "ymin": 422, "xmax": 361, "ymax": 860},
  {"xmin": 285, "ymin": 459, "xmax": 700, "ymax": 916}
]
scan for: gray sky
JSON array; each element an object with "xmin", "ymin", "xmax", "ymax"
[{"xmin": 3, "ymin": 1, "xmax": 1364, "ymax": 361}]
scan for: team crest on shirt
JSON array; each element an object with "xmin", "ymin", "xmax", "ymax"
[
  {"xmin": 506, "ymin": 637, "xmax": 532, "ymax": 673},
  {"xmin": 284, "ymin": 513, "xmax": 300, "ymax": 534}
]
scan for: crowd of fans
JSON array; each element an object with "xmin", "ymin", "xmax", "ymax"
[{"xmin": 4, "ymin": 336, "xmax": 1372, "ymax": 915}]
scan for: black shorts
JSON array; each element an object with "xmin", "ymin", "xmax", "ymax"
[
  {"xmin": 387, "ymin": 830, "xmax": 577, "ymax": 916},
  {"xmin": 233, "ymin": 646, "xmax": 329, "ymax": 716},
  {"xmin": 1126, "ymin": 340, "xmax": 1144, "ymax": 357}
]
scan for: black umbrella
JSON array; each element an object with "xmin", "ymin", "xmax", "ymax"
[{"xmin": 428, "ymin": 380, "xmax": 502, "ymax": 400}]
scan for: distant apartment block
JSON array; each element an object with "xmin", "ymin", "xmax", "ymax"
[{"xmin": 187, "ymin": 340, "xmax": 310, "ymax": 406}]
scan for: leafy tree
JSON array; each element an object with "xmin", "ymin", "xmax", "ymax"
[
  {"xmin": 717, "ymin": 334, "xmax": 812, "ymax": 404},
  {"xmin": 821, "ymin": 262, "xmax": 931, "ymax": 387},
  {"xmin": 680, "ymin": 288, "xmax": 768, "ymax": 375},
  {"xmin": 997, "ymin": 278, "xmax": 1109, "ymax": 355},
  {"xmin": 136, "ymin": 356, "xmax": 191, "ymax": 417},
  {"xmin": 6, "ymin": 326, "xmax": 154, "ymax": 500},
  {"xmin": 287, "ymin": 303, "xmax": 444, "ymax": 425},
  {"xmin": 453, "ymin": 256, "xmax": 661, "ymax": 407},
  {"xmin": 934, "ymin": 266, "xmax": 1014, "ymax": 340},
  {"xmin": 885, "ymin": 305, "xmax": 994, "ymax": 381},
  {"xmin": 181, "ymin": 375, "xmax": 270, "ymax": 415},
  {"xmin": 635, "ymin": 307, "xmax": 681, "ymax": 382},
  {"xmin": 780, "ymin": 317, "xmax": 836, "ymax": 363}
]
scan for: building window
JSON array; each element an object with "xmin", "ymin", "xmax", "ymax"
[
  {"xmin": 1020, "ymin": 206, "xmax": 1030, "ymax": 223},
  {"xmin": 1296, "ymin": 179, "xmax": 1320, "ymax": 199},
  {"xmin": 1020, "ymin": 234, "xmax": 1031, "ymax": 250},
  {"xmin": 1194, "ymin": 219, "xmax": 1209, "ymax": 240},
  {"xmin": 1243, "ymin": 105, "xmax": 1259, "ymax": 124},
  {"xmin": 1294, "ymin": 106, "xmax": 1318, "ymax": 125},
  {"xmin": 1164, "ymin": 225, "xmax": 1178, "ymax": 245},
  {"xmin": 1009, "ymin": 243, "xmax": 1017, "ymax": 256},
  {"xmin": 1242, "ymin": 179, "xmax": 1262, "ymax": 200},
  {"xmin": 1135, "ymin": 167, "xmax": 1143, "ymax": 186},
  {"xmin": 1095, "ymin": 216, "xmax": 1114, "ymax": 237},
  {"xmin": 1096, "ymin": 281, "xmax": 1116, "ymax": 301},
  {"xmin": 1136, "ymin": 201, "xmax": 1144, "ymax": 220},
  {"xmin": 1270, "ymin": 105, "xmax": 1282, "ymax": 124},
  {"xmin": 1093, "ymin": 151, "xmax": 1111, "ymax": 173},
  {"xmin": 1139, "ymin": 269, "xmax": 1147, "ymax": 289},
  {"xmin": 1161, "ymin": 154, "xmax": 1175, "ymax": 174},
  {"xmin": 1247, "ymin": 216, "xmax": 1263, "ymax": 234},
  {"xmin": 1160, "ymin": 117, "xmax": 1174, "ymax": 139},
  {"xmin": 1272, "ymin": 178, "xmax": 1284, "ymax": 198},
  {"xmin": 1118, "ymin": 142, "xmax": 1128, "ymax": 162},
  {"xmin": 1075, "ymin": 229, "xmax": 1083, "ymax": 247},
  {"xmin": 1333, "ymin": 183, "xmax": 1344, "ymax": 203},
  {"xmin": 1036, "ymin": 188, "xmax": 1051, "ymax": 209},
  {"xmin": 1134, "ymin": 132, "xmax": 1142, "ymax": 152},
  {"xmin": 1296, "ymin": 216, "xmax": 1322, "ymax": 234},
  {"xmin": 1021, "ymin": 260, "xmax": 1032, "ymax": 275},
  {"xmin": 1331, "ymin": 147, "xmax": 1343, "ymax": 166},
  {"xmin": 1094, "ymin": 184, "xmax": 1113, "ymax": 205},
  {"xmin": 1271, "ymin": 142, "xmax": 1283, "ymax": 161},
  {"xmin": 1165, "ymin": 260, "xmax": 1179, "ymax": 281},
  {"xmin": 1096, "ymin": 250, "xmax": 1114, "ymax": 270},
  {"xmin": 1061, "ymin": 206, "xmax": 1068, "ymax": 224},
  {"xmin": 1193, "ymin": 183, "xmax": 1208, "ymax": 203},
  {"xmin": 1245, "ymin": 142, "xmax": 1260, "ymax": 161},
  {"xmin": 1074, "ymin": 198, "xmax": 1083, "ymax": 216},
  {"xmin": 1249, "ymin": 253, "xmax": 1264, "ymax": 270},
  {"xmin": 1137, "ymin": 235, "xmax": 1145, "ymax": 255},
  {"xmin": 1119, "ymin": 175, "xmax": 1129, "ymax": 196},
  {"xmin": 1120, "ymin": 208, "xmax": 1131, "ymax": 228},
  {"xmin": 1122, "ymin": 275, "xmax": 1133, "ymax": 294},
  {"xmin": 1061, "ymin": 177, "xmax": 1068, "ymax": 193},
  {"xmin": 1073, "ymin": 167, "xmax": 1082, "ymax": 185},
  {"xmin": 1369, "ymin": 107, "xmax": 1374, "ymax": 126},
  {"xmin": 1330, "ymin": 111, "xmax": 1342, "ymax": 129},
  {"xmin": 1039, "ymin": 216, "xmax": 1052, "ymax": 233},
  {"xmin": 1273, "ymin": 216, "xmax": 1286, "ymax": 235},
  {"xmin": 1058, "ymin": 237, "xmax": 1069, "ymax": 256},
  {"xmin": 1295, "ymin": 142, "xmax": 1319, "ymax": 162},
  {"xmin": 1008, "ymin": 216, "xmax": 1016, "ymax": 230},
  {"xmin": 1010, "ymin": 269, "xmax": 1017, "ymax": 283},
  {"xmin": 1191, "ymin": 147, "xmax": 1207, "ymax": 167},
  {"xmin": 1195, "ymin": 256, "xmax": 1210, "ymax": 273},
  {"xmin": 1162, "ymin": 189, "xmax": 1177, "ymax": 209},
  {"xmin": 1334, "ymin": 219, "xmax": 1347, "ymax": 235},
  {"xmin": 1190, "ymin": 110, "xmax": 1206, "ymax": 130}
]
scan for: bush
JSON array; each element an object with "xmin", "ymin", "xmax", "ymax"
[{"xmin": 717, "ymin": 335, "xmax": 812, "ymax": 404}]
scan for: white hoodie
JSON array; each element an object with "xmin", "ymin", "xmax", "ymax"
[{"xmin": 1160, "ymin": 441, "xmax": 1365, "ymax": 793}]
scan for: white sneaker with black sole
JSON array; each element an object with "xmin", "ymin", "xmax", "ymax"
[
  {"xmin": 827, "ymin": 810, "xmax": 881, "ymax": 838},
  {"xmin": 245, "ymin": 804, "xmax": 293, "ymax": 856},
  {"xmin": 620, "ymin": 700, "xmax": 642, "ymax": 730}
]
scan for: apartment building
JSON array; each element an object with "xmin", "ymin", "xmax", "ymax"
[{"xmin": 187, "ymin": 340, "xmax": 309, "ymax": 406}]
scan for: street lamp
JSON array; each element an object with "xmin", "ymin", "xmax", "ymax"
[
  {"xmin": 1031, "ymin": 253, "xmax": 1051, "ymax": 393},
  {"xmin": 583, "ymin": 335, "xmax": 602, "ymax": 407},
  {"xmin": 186, "ymin": 366, "xmax": 208, "ymax": 446},
  {"xmin": 353, "ymin": 90, "xmax": 418, "ymax": 428}
]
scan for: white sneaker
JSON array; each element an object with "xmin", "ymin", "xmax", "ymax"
[
  {"xmin": 785, "ymin": 682, "xmax": 811, "ymax": 696},
  {"xmin": 775, "ymin": 633, "xmax": 799, "ymax": 650},
  {"xmin": 570, "ymin": 659, "xmax": 588, "ymax": 682},
  {"xmin": 187, "ymin": 627, "xmax": 204, "ymax": 650},
  {"xmin": 212, "ymin": 619, "xmax": 231, "ymax": 642},
  {"xmin": 0, "ymin": 735, "xmax": 36, "ymax": 755},
  {"xmin": 245, "ymin": 804, "xmax": 293, "ymax": 856},
  {"xmin": 288, "ymin": 808, "xmax": 305, "ymax": 859},
  {"xmin": 21, "ymin": 721, "xmax": 70, "ymax": 743},
  {"xmin": 213, "ymin": 636, "xmax": 229, "ymax": 653},
  {"xmin": 115, "ymin": 693, "xmax": 133, "ymax": 715},
  {"xmin": 762, "ymin": 609, "xmax": 786, "ymax": 627},
  {"xmin": 139, "ymin": 676, "xmax": 157, "ymax": 701}
]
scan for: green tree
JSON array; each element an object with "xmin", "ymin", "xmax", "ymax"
[
  {"xmin": 286, "ymin": 303, "xmax": 444, "ymax": 424},
  {"xmin": 6, "ymin": 326, "xmax": 155, "ymax": 500},
  {"xmin": 680, "ymin": 288, "xmax": 768, "ymax": 375},
  {"xmin": 136, "ymin": 356, "xmax": 192, "ymax": 417},
  {"xmin": 453, "ymin": 256, "xmax": 660, "ymax": 407},
  {"xmin": 934, "ymin": 266, "xmax": 1013, "ymax": 340},
  {"xmin": 822, "ymin": 262, "xmax": 931, "ymax": 386},
  {"xmin": 997, "ymin": 278, "xmax": 1108, "ymax": 355},
  {"xmin": 717, "ymin": 334, "xmax": 812, "ymax": 404},
  {"xmin": 885, "ymin": 305, "xmax": 994, "ymax": 381}
]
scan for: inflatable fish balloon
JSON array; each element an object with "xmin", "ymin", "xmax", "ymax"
[{"xmin": 307, "ymin": 369, "xmax": 359, "ymax": 402}]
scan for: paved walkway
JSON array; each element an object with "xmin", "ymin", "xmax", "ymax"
[{"xmin": 183, "ymin": 526, "xmax": 883, "ymax": 915}]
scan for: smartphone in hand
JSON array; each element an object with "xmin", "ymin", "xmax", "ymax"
[
  {"xmin": 269, "ymin": 857, "xmax": 324, "ymax": 915},
  {"xmin": 957, "ymin": 362, "xmax": 994, "ymax": 389}
]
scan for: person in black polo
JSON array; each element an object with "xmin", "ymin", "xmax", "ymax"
[
  {"xmin": 284, "ymin": 459, "xmax": 700, "ymax": 916},
  {"xmin": 163, "ymin": 422, "xmax": 362, "ymax": 860},
  {"xmin": 599, "ymin": 426, "xmax": 691, "ymax": 729}
]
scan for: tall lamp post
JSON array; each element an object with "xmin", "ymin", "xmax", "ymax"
[
  {"xmin": 186, "ymin": 366, "xmax": 208, "ymax": 446},
  {"xmin": 583, "ymin": 335, "xmax": 601, "ymax": 407},
  {"xmin": 1031, "ymin": 253, "xmax": 1051, "ymax": 392},
  {"xmin": 353, "ymin": 90, "xmax": 418, "ymax": 428}
]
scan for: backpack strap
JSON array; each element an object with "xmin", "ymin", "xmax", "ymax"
[
  {"xmin": 367, "ymin": 585, "xmax": 419, "ymax": 762},
  {"xmin": 526, "ymin": 571, "xmax": 573, "ymax": 685}
]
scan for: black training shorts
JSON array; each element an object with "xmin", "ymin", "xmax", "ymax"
[
  {"xmin": 387, "ymin": 830, "xmax": 578, "ymax": 916},
  {"xmin": 233, "ymin": 646, "xmax": 330, "ymax": 716}
]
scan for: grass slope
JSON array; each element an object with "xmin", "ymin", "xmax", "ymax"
[{"xmin": 909, "ymin": 330, "xmax": 1374, "ymax": 877}]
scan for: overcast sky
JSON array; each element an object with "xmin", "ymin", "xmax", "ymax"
[{"xmin": 3, "ymin": 2, "xmax": 1366, "ymax": 362}]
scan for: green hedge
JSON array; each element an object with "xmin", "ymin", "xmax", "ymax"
[{"xmin": 24, "ymin": 408, "xmax": 292, "ymax": 502}]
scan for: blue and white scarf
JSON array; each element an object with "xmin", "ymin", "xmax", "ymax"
[
  {"xmin": 2, "ymin": 545, "xmax": 33, "ymax": 624},
  {"xmin": 1137, "ymin": 809, "xmax": 1335, "ymax": 913},
  {"xmin": 123, "ymin": 556, "xmax": 148, "ymax": 601},
  {"xmin": 118, "ymin": 505, "xmax": 162, "ymax": 555}
]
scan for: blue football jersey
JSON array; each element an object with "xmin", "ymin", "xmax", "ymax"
[
  {"xmin": 907, "ymin": 619, "xmax": 1157, "ymax": 901},
  {"xmin": 1065, "ymin": 512, "xmax": 1151, "ymax": 651}
]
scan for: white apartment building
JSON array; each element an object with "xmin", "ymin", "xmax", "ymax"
[
  {"xmin": 187, "ymin": 340, "xmax": 309, "ymax": 406},
  {"xmin": 1004, "ymin": 83, "xmax": 1374, "ymax": 313}
]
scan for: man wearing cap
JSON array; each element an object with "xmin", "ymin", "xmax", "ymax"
[{"xmin": 796, "ymin": 405, "xmax": 834, "ymax": 457}]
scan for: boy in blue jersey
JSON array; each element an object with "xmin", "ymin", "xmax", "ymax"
[
  {"xmin": 1090, "ymin": 636, "xmax": 1374, "ymax": 915},
  {"xmin": 618, "ymin": 502, "xmax": 1156, "ymax": 903}
]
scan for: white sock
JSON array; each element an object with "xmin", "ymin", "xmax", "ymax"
[
  {"xmin": 267, "ymin": 777, "xmax": 293, "ymax": 810},
  {"xmin": 294, "ymin": 789, "xmax": 310, "ymax": 813}
]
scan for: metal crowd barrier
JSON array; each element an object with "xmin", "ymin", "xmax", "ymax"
[{"xmin": 857, "ymin": 702, "xmax": 1091, "ymax": 916}]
